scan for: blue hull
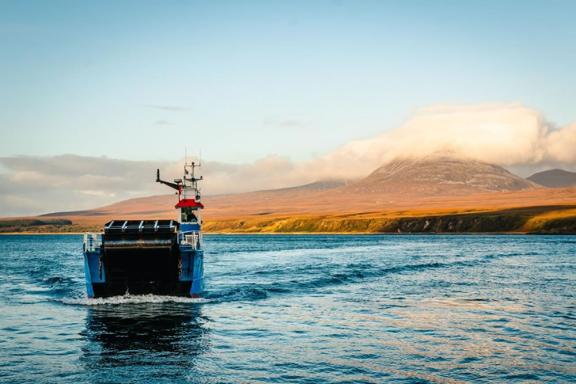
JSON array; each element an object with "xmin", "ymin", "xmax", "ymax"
[
  {"xmin": 83, "ymin": 248, "xmax": 204, "ymax": 298},
  {"xmin": 83, "ymin": 220, "xmax": 204, "ymax": 298}
]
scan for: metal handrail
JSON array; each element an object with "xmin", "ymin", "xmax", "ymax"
[
  {"xmin": 179, "ymin": 231, "xmax": 201, "ymax": 250},
  {"xmin": 83, "ymin": 233, "xmax": 102, "ymax": 252}
]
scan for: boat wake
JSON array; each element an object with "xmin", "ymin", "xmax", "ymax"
[
  {"xmin": 62, "ymin": 294, "xmax": 209, "ymax": 306},
  {"xmin": 45, "ymin": 249, "xmax": 519, "ymax": 306}
]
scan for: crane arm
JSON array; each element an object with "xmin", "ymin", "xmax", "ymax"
[{"xmin": 156, "ymin": 169, "xmax": 180, "ymax": 191}]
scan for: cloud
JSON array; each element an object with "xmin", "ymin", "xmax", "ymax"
[
  {"xmin": 545, "ymin": 122, "xmax": 576, "ymax": 163},
  {"xmin": 0, "ymin": 155, "xmax": 169, "ymax": 216},
  {"xmin": 309, "ymin": 103, "xmax": 576, "ymax": 179},
  {"xmin": 0, "ymin": 154, "xmax": 307, "ymax": 216},
  {"xmin": 0, "ymin": 103, "xmax": 574, "ymax": 216},
  {"xmin": 159, "ymin": 155, "xmax": 306, "ymax": 195}
]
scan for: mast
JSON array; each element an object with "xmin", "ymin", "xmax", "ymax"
[
  {"xmin": 156, "ymin": 161, "xmax": 204, "ymax": 223},
  {"xmin": 182, "ymin": 161, "xmax": 203, "ymax": 201}
]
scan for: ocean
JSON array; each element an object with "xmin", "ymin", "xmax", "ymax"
[{"xmin": 0, "ymin": 234, "xmax": 574, "ymax": 383}]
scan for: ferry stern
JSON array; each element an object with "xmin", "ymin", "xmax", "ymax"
[{"xmin": 82, "ymin": 162, "xmax": 205, "ymax": 298}]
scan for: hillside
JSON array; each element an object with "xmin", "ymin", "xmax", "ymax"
[
  {"xmin": 2, "ymin": 156, "xmax": 576, "ymax": 234},
  {"xmin": 528, "ymin": 169, "xmax": 576, "ymax": 188},
  {"xmin": 348, "ymin": 155, "xmax": 536, "ymax": 195}
]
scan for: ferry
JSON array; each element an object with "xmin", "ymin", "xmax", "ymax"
[{"xmin": 82, "ymin": 162, "xmax": 205, "ymax": 298}]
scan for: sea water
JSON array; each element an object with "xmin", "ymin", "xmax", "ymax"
[{"xmin": 0, "ymin": 234, "xmax": 574, "ymax": 383}]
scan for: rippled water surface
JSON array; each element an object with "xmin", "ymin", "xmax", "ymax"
[{"xmin": 0, "ymin": 234, "xmax": 574, "ymax": 383}]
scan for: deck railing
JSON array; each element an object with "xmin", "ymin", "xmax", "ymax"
[
  {"xmin": 83, "ymin": 233, "xmax": 102, "ymax": 253},
  {"xmin": 179, "ymin": 231, "xmax": 201, "ymax": 250}
]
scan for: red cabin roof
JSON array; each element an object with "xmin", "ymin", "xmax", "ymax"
[{"xmin": 175, "ymin": 199, "xmax": 204, "ymax": 209}]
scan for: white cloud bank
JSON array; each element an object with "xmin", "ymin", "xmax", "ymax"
[
  {"xmin": 309, "ymin": 103, "xmax": 576, "ymax": 179},
  {"xmin": 0, "ymin": 103, "xmax": 574, "ymax": 216}
]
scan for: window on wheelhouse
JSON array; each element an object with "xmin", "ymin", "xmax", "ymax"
[{"xmin": 180, "ymin": 207, "xmax": 198, "ymax": 223}]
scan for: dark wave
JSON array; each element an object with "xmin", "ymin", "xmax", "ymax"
[{"xmin": 207, "ymin": 258, "xmax": 480, "ymax": 303}]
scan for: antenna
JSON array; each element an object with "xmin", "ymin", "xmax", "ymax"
[{"xmin": 184, "ymin": 147, "xmax": 188, "ymax": 174}]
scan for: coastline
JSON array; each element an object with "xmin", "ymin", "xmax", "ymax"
[
  {"xmin": 0, "ymin": 230, "xmax": 572, "ymax": 236},
  {"xmin": 2, "ymin": 204, "xmax": 575, "ymax": 235}
]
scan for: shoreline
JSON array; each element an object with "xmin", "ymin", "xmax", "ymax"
[
  {"xmin": 2, "ymin": 204, "xmax": 576, "ymax": 235},
  {"xmin": 1, "ymin": 231, "xmax": 572, "ymax": 236}
]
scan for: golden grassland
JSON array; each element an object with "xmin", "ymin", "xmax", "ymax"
[
  {"xmin": 201, "ymin": 205, "xmax": 576, "ymax": 234},
  {"xmin": 2, "ymin": 186, "xmax": 575, "ymax": 234},
  {"xmin": 2, "ymin": 204, "xmax": 576, "ymax": 234}
]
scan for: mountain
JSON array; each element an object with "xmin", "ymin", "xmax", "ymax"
[
  {"xmin": 527, "ymin": 169, "xmax": 576, "ymax": 188},
  {"xmin": 267, "ymin": 179, "xmax": 348, "ymax": 192},
  {"xmin": 36, "ymin": 179, "xmax": 348, "ymax": 223},
  {"xmin": 347, "ymin": 155, "xmax": 537, "ymax": 195},
  {"xmin": 33, "ymin": 154, "xmax": 541, "ymax": 223},
  {"xmin": 5, "ymin": 154, "xmax": 576, "ymax": 233}
]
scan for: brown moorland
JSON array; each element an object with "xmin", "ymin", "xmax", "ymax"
[
  {"xmin": 2, "ymin": 156, "xmax": 576, "ymax": 233},
  {"xmin": 3, "ymin": 182, "xmax": 576, "ymax": 234}
]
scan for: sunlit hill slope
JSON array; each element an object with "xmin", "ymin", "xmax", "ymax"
[{"xmin": 2, "ymin": 155, "xmax": 576, "ymax": 233}]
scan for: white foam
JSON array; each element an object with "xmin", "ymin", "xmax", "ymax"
[{"xmin": 63, "ymin": 294, "xmax": 209, "ymax": 306}]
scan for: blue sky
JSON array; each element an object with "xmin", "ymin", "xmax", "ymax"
[{"xmin": 1, "ymin": 0, "xmax": 575, "ymax": 164}]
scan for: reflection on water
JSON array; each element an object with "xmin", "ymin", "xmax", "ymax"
[{"xmin": 81, "ymin": 303, "xmax": 208, "ymax": 381}]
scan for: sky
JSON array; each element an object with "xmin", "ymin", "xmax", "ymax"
[{"xmin": 1, "ymin": 0, "xmax": 575, "ymax": 215}]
